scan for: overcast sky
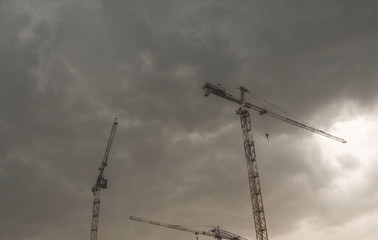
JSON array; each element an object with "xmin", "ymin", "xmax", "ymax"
[{"xmin": 1, "ymin": 1, "xmax": 378, "ymax": 240}]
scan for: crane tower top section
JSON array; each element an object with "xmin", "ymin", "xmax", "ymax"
[{"xmin": 92, "ymin": 118, "xmax": 118, "ymax": 195}]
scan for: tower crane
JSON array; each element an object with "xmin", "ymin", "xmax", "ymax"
[
  {"xmin": 130, "ymin": 216, "xmax": 249, "ymax": 240},
  {"xmin": 89, "ymin": 118, "xmax": 118, "ymax": 240},
  {"xmin": 202, "ymin": 82, "xmax": 346, "ymax": 240}
]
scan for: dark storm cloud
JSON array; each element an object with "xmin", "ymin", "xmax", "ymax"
[
  {"xmin": 1, "ymin": 0, "xmax": 377, "ymax": 240},
  {"xmin": 207, "ymin": 0, "xmax": 378, "ymax": 116}
]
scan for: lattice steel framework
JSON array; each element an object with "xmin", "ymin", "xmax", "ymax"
[
  {"xmin": 236, "ymin": 107, "xmax": 268, "ymax": 240},
  {"xmin": 130, "ymin": 216, "xmax": 249, "ymax": 240},
  {"xmin": 90, "ymin": 197, "xmax": 101, "ymax": 240},
  {"xmin": 89, "ymin": 118, "xmax": 118, "ymax": 240}
]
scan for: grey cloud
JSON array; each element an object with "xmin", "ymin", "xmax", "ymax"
[{"xmin": 1, "ymin": 1, "xmax": 377, "ymax": 240}]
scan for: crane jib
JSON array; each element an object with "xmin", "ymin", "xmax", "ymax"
[
  {"xmin": 130, "ymin": 216, "xmax": 249, "ymax": 240},
  {"xmin": 202, "ymin": 82, "xmax": 346, "ymax": 143}
]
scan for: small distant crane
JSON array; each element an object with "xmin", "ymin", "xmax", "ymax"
[
  {"xmin": 202, "ymin": 82, "xmax": 346, "ymax": 240},
  {"xmin": 130, "ymin": 216, "xmax": 249, "ymax": 240},
  {"xmin": 89, "ymin": 118, "xmax": 118, "ymax": 240}
]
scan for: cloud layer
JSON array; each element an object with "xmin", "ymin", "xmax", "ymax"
[{"xmin": 1, "ymin": 1, "xmax": 377, "ymax": 240}]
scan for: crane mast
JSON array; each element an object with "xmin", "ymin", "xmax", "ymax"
[
  {"xmin": 130, "ymin": 216, "xmax": 249, "ymax": 240},
  {"xmin": 238, "ymin": 89, "xmax": 267, "ymax": 240},
  {"xmin": 202, "ymin": 82, "xmax": 345, "ymax": 240},
  {"xmin": 90, "ymin": 118, "xmax": 118, "ymax": 240}
]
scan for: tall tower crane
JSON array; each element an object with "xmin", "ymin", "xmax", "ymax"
[
  {"xmin": 130, "ymin": 216, "xmax": 249, "ymax": 240},
  {"xmin": 89, "ymin": 118, "xmax": 118, "ymax": 240},
  {"xmin": 202, "ymin": 82, "xmax": 346, "ymax": 240}
]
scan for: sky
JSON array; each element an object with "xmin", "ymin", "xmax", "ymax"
[{"xmin": 1, "ymin": 0, "xmax": 378, "ymax": 240}]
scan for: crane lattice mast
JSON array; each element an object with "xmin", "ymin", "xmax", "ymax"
[
  {"xmin": 202, "ymin": 82, "xmax": 346, "ymax": 240},
  {"xmin": 90, "ymin": 118, "xmax": 118, "ymax": 240},
  {"xmin": 130, "ymin": 216, "xmax": 249, "ymax": 240}
]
